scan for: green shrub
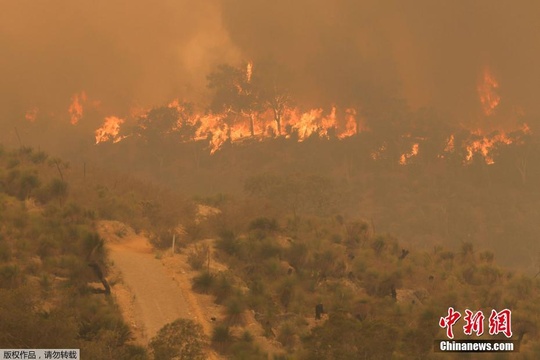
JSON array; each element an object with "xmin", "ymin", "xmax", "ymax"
[
  {"xmin": 188, "ymin": 244, "xmax": 210, "ymax": 270},
  {"xmin": 184, "ymin": 221, "xmax": 204, "ymax": 241},
  {"xmin": 37, "ymin": 236, "xmax": 59, "ymax": 259},
  {"xmin": 0, "ymin": 265, "xmax": 23, "ymax": 288},
  {"xmin": 149, "ymin": 229, "xmax": 175, "ymax": 249},
  {"xmin": 192, "ymin": 271, "xmax": 214, "ymax": 293},
  {"xmin": 278, "ymin": 322, "xmax": 297, "ymax": 350},
  {"xmin": 371, "ymin": 236, "xmax": 386, "ymax": 256},
  {"xmin": 7, "ymin": 157, "xmax": 20, "ymax": 169},
  {"xmin": 364, "ymin": 271, "xmax": 402, "ymax": 298},
  {"xmin": 225, "ymin": 295, "xmax": 247, "ymax": 325},
  {"xmin": 149, "ymin": 319, "xmax": 207, "ymax": 360},
  {"xmin": 30, "ymin": 151, "xmax": 48, "ymax": 164},
  {"xmin": 249, "ymin": 217, "xmax": 278, "ymax": 232},
  {"xmin": 36, "ymin": 179, "xmax": 68, "ymax": 204},
  {"xmin": 213, "ymin": 273, "xmax": 234, "ymax": 304},
  {"xmin": 217, "ymin": 230, "xmax": 239, "ymax": 255},
  {"xmin": 0, "ymin": 241, "xmax": 11, "ymax": 262},
  {"xmin": 211, "ymin": 324, "xmax": 232, "ymax": 353},
  {"xmin": 18, "ymin": 172, "xmax": 41, "ymax": 199}
]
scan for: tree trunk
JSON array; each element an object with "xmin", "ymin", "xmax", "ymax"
[
  {"xmin": 516, "ymin": 158, "xmax": 527, "ymax": 185},
  {"xmin": 249, "ymin": 113, "xmax": 255, "ymax": 137},
  {"xmin": 271, "ymin": 106, "xmax": 282, "ymax": 135}
]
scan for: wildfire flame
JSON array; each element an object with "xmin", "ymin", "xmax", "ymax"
[
  {"xmin": 95, "ymin": 116, "xmax": 125, "ymax": 144},
  {"xmin": 339, "ymin": 108, "xmax": 358, "ymax": 139},
  {"xmin": 520, "ymin": 122, "xmax": 531, "ymax": 134},
  {"xmin": 165, "ymin": 104, "xmax": 361, "ymax": 153},
  {"xmin": 96, "ymin": 98, "xmax": 530, "ymax": 166},
  {"xmin": 478, "ymin": 67, "xmax": 500, "ymax": 116},
  {"xmin": 86, "ymin": 61, "xmax": 532, "ymax": 167},
  {"xmin": 444, "ymin": 135, "xmax": 455, "ymax": 153},
  {"xmin": 25, "ymin": 108, "xmax": 38, "ymax": 123},
  {"xmin": 69, "ymin": 91, "xmax": 87, "ymax": 125},
  {"xmin": 464, "ymin": 131, "xmax": 513, "ymax": 165},
  {"xmin": 282, "ymin": 106, "xmax": 363, "ymax": 142},
  {"xmin": 399, "ymin": 143, "xmax": 419, "ymax": 165},
  {"xmin": 194, "ymin": 113, "xmax": 229, "ymax": 154},
  {"xmin": 371, "ymin": 143, "xmax": 387, "ymax": 160}
]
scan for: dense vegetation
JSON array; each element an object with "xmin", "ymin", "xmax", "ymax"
[
  {"xmin": 186, "ymin": 195, "xmax": 540, "ymax": 359},
  {"xmin": 0, "ymin": 146, "xmax": 144, "ymax": 358},
  {"xmin": 86, "ymin": 120, "xmax": 540, "ymax": 270},
  {"xmin": 2, "ymin": 138, "xmax": 540, "ymax": 359},
  {"xmin": 0, "ymin": 146, "xmax": 194, "ymax": 359}
]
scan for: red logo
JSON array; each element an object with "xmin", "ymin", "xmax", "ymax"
[
  {"xmin": 439, "ymin": 307, "xmax": 461, "ymax": 339},
  {"xmin": 440, "ymin": 308, "xmax": 512, "ymax": 339},
  {"xmin": 489, "ymin": 309, "xmax": 512, "ymax": 338}
]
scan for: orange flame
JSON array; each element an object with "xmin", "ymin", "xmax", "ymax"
[
  {"xmin": 90, "ymin": 58, "xmax": 529, "ymax": 166},
  {"xmin": 25, "ymin": 108, "xmax": 38, "ymax": 123},
  {"xmin": 181, "ymin": 106, "xmax": 361, "ymax": 153},
  {"xmin": 399, "ymin": 143, "xmax": 419, "ymax": 165},
  {"xmin": 194, "ymin": 113, "xmax": 228, "ymax": 154},
  {"xmin": 282, "ymin": 106, "xmax": 360, "ymax": 141},
  {"xmin": 478, "ymin": 68, "xmax": 500, "ymax": 116},
  {"xmin": 95, "ymin": 116, "xmax": 125, "ymax": 144},
  {"xmin": 69, "ymin": 91, "xmax": 87, "ymax": 125},
  {"xmin": 520, "ymin": 122, "xmax": 531, "ymax": 134},
  {"xmin": 338, "ymin": 108, "xmax": 358, "ymax": 139},
  {"xmin": 444, "ymin": 135, "xmax": 455, "ymax": 153},
  {"xmin": 464, "ymin": 131, "xmax": 513, "ymax": 165},
  {"xmin": 288, "ymin": 108, "xmax": 325, "ymax": 140},
  {"xmin": 371, "ymin": 143, "xmax": 387, "ymax": 160}
]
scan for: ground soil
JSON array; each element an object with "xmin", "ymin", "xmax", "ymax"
[
  {"xmin": 97, "ymin": 220, "xmax": 221, "ymax": 359},
  {"xmin": 98, "ymin": 218, "xmax": 284, "ymax": 359}
]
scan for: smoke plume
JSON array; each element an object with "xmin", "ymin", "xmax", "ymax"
[{"xmin": 2, "ymin": 0, "xmax": 540, "ymax": 143}]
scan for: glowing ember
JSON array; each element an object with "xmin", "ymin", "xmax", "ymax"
[
  {"xmin": 520, "ymin": 123, "xmax": 531, "ymax": 134},
  {"xmin": 95, "ymin": 116, "xmax": 125, "ymax": 144},
  {"xmin": 444, "ymin": 135, "xmax": 455, "ymax": 153},
  {"xmin": 399, "ymin": 143, "xmax": 419, "ymax": 165},
  {"xmin": 478, "ymin": 67, "xmax": 500, "ymax": 116},
  {"xmin": 168, "ymin": 99, "xmax": 181, "ymax": 109},
  {"xmin": 338, "ymin": 108, "xmax": 358, "ymax": 139},
  {"xmin": 69, "ymin": 91, "xmax": 87, "ymax": 125},
  {"xmin": 129, "ymin": 105, "xmax": 149, "ymax": 119},
  {"xmin": 371, "ymin": 143, "xmax": 387, "ymax": 160},
  {"xmin": 25, "ymin": 108, "xmax": 38, "ymax": 123},
  {"xmin": 437, "ymin": 135, "xmax": 455, "ymax": 159}
]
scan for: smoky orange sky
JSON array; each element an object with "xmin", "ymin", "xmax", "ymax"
[{"xmin": 2, "ymin": 0, "xmax": 540, "ymax": 133}]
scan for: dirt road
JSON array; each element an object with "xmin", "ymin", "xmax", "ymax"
[
  {"xmin": 98, "ymin": 221, "xmax": 194, "ymax": 343},
  {"xmin": 98, "ymin": 221, "xmax": 221, "ymax": 358}
]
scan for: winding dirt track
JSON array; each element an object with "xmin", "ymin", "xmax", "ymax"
[{"xmin": 97, "ymin": 221, "xmax": 219, "ymax": 359}]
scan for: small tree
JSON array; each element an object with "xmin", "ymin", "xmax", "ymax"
[
  {"xmin": 48, "ymin": 178, "xmax": 68, "ymax": 204},
  {"xmin": 211, "ymin": 324, "xmax": 232, "ymax": 353},
  {"xmin": 252, "ymin": 60, "xmax": 293, "ymax": 135},
  {"xmin": 149, "ymin": 319, "xmax": 207, "ymax": 360},
  {"xmin": 207, "ymin": 62, "xmax": 264, "ymax": 138}
]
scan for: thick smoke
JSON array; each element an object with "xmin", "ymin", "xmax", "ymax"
[
  {"xmin": 221, "ymin": 0, "xmax": 540, "ymax": 124},
  {"xmin": 2, "ymin": 0, "xmax": 540, "ymax": 143},
  {"xmin": 0, "ymin": 0, "xmax": 239, "ymax": 123}
]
